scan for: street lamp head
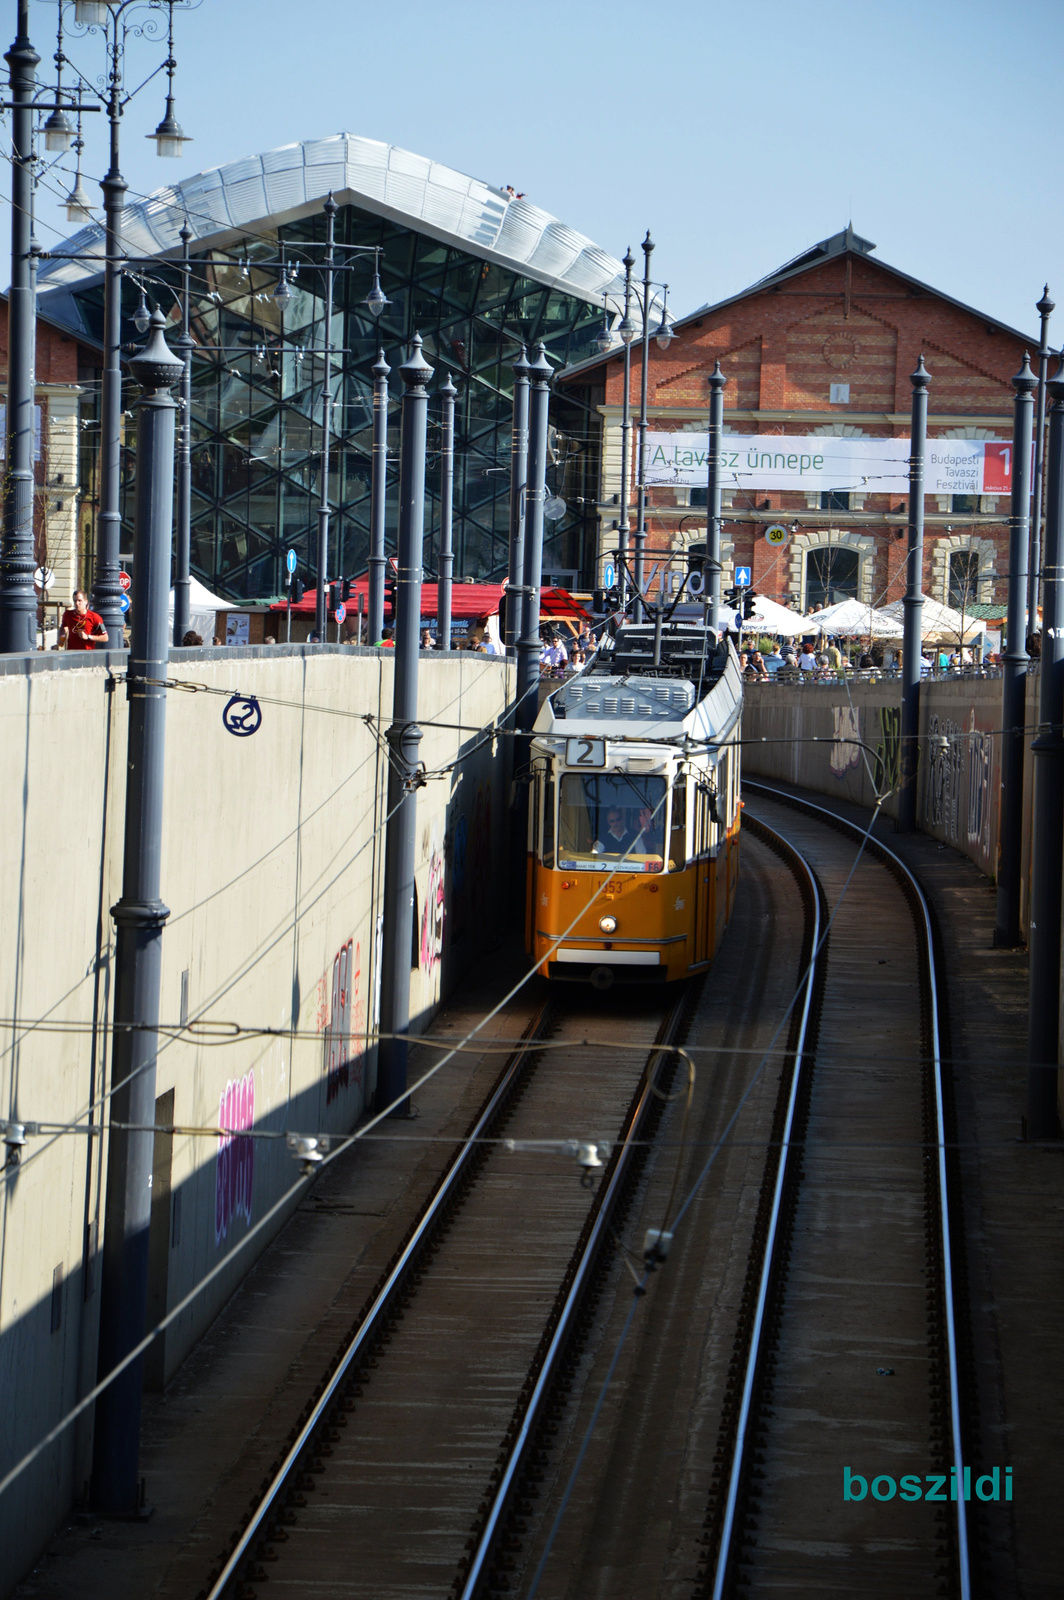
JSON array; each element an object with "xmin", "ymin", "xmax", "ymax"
[
  {"xmin": 149, "ymin": 100, "xmax": 191, "ymax": 158},
  {"xmin": 365, "ymin": 270, "xmax": 388, "ymax": 318},
  {"xmin": 655, "ymin": 317, "xmax": 675, "ymax": 350},
  {"xmin": 64, "ymin": 176, "xmax": 94, "ymax": 224},
  {"xmin": 271, "ymin": 270, "xmax": 293, "ymax": 309},
  {"xmin": 74, "ymin": 1, "xmax": 118, "ymax": 24},
  {"xmin": 618, "ymin": 313, "xmax": 637, "ymax": 345},
  {"xmin": 43, "ymin": 107, "xmax": 75, "ymax": 154},
  {"xmin": 133, "ymin": 287, "xmax": 152, "ymax": 335},
  {"xmin": 595, "ymin": 315, "xmax": 614, "ymax": 355}
]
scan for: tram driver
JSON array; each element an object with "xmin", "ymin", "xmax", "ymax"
[{"xmin": 593, "ymin": 804, "xmax": 661, "ymax": 859}]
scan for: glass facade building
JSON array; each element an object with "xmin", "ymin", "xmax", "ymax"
[{"xmin": 39, "ymin": 137, "xmax": 641, "ymax": 599}]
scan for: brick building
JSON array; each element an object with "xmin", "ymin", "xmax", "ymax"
[
  {"xmin": 555, "ymin": 227, "xmax": 1037, "ymax": 618},
  {"xmin": 0, "ymin": 296, "xmax": 95, "ymax": 624}
]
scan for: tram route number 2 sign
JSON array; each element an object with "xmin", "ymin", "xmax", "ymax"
[{"xmin": 566, "ymin": 737, "xmax": 606, "ymax": 768}]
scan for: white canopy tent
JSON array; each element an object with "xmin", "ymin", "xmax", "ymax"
[
  {"xmin": 805, "ymin": 597, "xmax": 904, "ymax": 638},
  {"xmin": 168, "ymin": 576, "xmax": 235, "ymax": 643},
  {"xmin": 742, "ymin": 595, "xmax": 810, "ymax": 636},
  {"xmin": 880, "ymin": 595, "xmax": 985, "ymax": 644}
]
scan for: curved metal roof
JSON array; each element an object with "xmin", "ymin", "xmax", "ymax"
[{"xmin": 37, "ymin": 133, "xmax": 647, "ymax": 314}]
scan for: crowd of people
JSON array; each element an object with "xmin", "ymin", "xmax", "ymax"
[{"xmin": 738, "ymin": 638, "xmax": 1000, "ymax": 681}]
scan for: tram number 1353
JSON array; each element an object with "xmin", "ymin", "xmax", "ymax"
[{"xmin": 565, "ymin": 737, "xmax": 606, "ymax": 768}]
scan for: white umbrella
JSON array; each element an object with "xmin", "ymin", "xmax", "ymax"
[
  {"xmin": 169, "ymin": 576, "xmax": 235, "ymax": 642},
  {"xmin": 742, "ymin": 595, "xmax": 809, "ymax": 636},
  {"xmin": 880, "ymin": 595, "xmax": 984, "ymax": 644},
  {"xmin": 804, "ymin": 597, "xmax": 904, "ymax": 638}
]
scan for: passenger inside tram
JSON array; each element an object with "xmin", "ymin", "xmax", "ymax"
[{"xmin": 557, "ymin": 773, "xmax": 667, "ymax": 871}]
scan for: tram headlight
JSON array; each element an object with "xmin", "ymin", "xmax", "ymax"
[{"xmin": 598, "ymin": 915, "xmax": 618, "ymax": 934}]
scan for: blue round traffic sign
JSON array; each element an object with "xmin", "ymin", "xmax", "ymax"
[
  {"xmin": 603, "ymin": 562, "xmax": 615, "ymax": 589},
  {"xmin": 119, "ymin": 594, "xmax": 130, "ymax": 614},
  {"xmin": 334, "ymin": 602, "xmax": 346, "ymax": 623},
  {"xmin": 286, "ymin": 548, "xmax": 297, "ymax": 574}
]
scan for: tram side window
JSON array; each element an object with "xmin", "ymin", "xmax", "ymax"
[
  {"xmin": 718, "ymin": 753, "xmax": 730, "ymax": 828},
  {"xmin": 542, "ymin": 776, "xmax": 555, "ymax": 869},
  {"xmin": 669, "ymin": 779, "xmax": 687, "ymax": 870},
  {"xmin": 558, "ymin": 773, "xmax": 666, "ymax": 873}
]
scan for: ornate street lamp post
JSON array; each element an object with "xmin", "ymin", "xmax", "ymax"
[{"xmin": 58, "ymin": 0, "xmax": 195, "ymax": 647}]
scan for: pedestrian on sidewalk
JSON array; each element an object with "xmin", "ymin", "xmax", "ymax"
[{"xmin": 59, "ymin": 590, "xmax": 107, "ymax": 650}]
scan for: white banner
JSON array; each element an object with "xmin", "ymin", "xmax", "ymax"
[{"xmin": 643, "ymin": 432, "xmax": 1015, "ymax": 497}]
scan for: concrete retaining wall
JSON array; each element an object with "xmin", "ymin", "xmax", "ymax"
[
  {"xmin": 742, "ymin": 673, "xmax": 1039, "ymax": 929},
  {"xmin": 0, "ymin": 643, "xmax": 513, "ymax": 1591}
]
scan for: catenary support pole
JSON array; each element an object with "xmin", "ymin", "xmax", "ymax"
[
  {"xmin": 897, "ymin": 355, "xmax": 930, "ymax": 833},
  {"xmin": 314, "ymin": 194, "xmax": 338, "ymax": 643},
  {"xmin": 376, "ymin": 334, "xmax": 432, "ymax": 1117},
  {"xmin": 617, "ymin": 249, "xmax": 634, "ymax": 599},
  {"xmin": 1027, "ymin": 354, "xmax": 1064, "ymax": 1138},
  {"xmin": 437, "ymin": 375, "xmax": 456, "ymax": 651},
  {"xmin": 633, "ymin": 231, "xmax": 654, "ymax": 623},
  {"xmin": 0, "ymin": 2, "xmax": 39, "ymax": 653},
  {"xmin": 996, "ymin": 354, "xmax": 1036, "ymax": 946},
  {"xmin": 517, "ymin": 344, "xmax": 552, "ymax": 732},
  {"xmin": 505, "ymin": 346, "xmax": 531, "ymax": 654},
  {"xmin": 368, "ymin": 349, "xmax": 390, "ymax": 645},
  {"xmin": 91, "ymin": 313, "xmax": 183, "ymax": 1512},
  {"xmin": 705, "ymin": 360, "xmax": 727, "ymax": 634},
  {"xmin": 92, "ymin": 36, "xmax": 130, "ymax": 646},
  {"xmin": 1028, "ymin": 287, "xmax": 1054, "ymax": 634},
  {"xmin": 172, "ymin": 224, "xmax": 193, "ymax": 645}
]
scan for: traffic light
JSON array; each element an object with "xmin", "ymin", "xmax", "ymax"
[
  {"xmin": 723, "ymin": 585, "xmax": 740, "ymax": 608},
  {"xmin": 291, "ymin": 577, "xmax": 305, "ymax": 603},
  {"xmin": 329, "ymin": 581, "xmax": 341, "ymax": 614},
  {"xmin": 743, "ymin": 589, "xmax": 758, "ymax": 620},
  {"xmin": 341, "ymin": 576, "xmax": 353, "ymax": 603},
  {"xmin": 592, "ymin": 587, "xmax": 605, "ymax": 615}
]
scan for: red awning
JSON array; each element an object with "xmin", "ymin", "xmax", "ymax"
[{"xmin": 269, "ymin": 579, "xmax": 589, "ymax": 623}]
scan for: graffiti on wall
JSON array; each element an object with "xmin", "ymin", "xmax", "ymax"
[
  {"xmin": 873, "ymin": 705, "xmax": 902, "ymax": 797},
  {"xmin": 926, "ymin": 714, "xmax": 965, "ymax": 842},
  {"xmin": 216, "ymin": 1069, "xmax": 255, "ymax": 1244},
  {"xmin": 966, "ymin": 709, "xmax": 994, "ymax": 860},
  {"xmin": 829, "ymin": 705, "xmax": 862, "ymax": 777},
  {"xmin": 419, "ymin": 846, "xmax": 445, "ymax": 974},
  {"xmin": 320, "ymin": 938, "xmax": 363, "ymax": 1103}
]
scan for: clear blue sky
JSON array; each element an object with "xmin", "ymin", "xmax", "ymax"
[{"xmin": 19, "ymin": 0, "xmax": 1064, "ymax": 341}]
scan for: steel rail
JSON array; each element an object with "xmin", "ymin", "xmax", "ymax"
[
  {"xmin": 743, "ymin": 780, "xmax": 971, "ymax": 1600},
  {"xmin": 204, "ymin": 999, "xmax": 552, "ymax": 1600},
  {"xmin": 458, "ymin": 988, "xmax": 691, "ymax": 1600},
  {"xmin": 706, "ymin": 812, "xmax": 823, "ymax": 1600}
]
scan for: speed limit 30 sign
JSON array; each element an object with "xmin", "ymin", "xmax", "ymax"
[{"xmin": 763, "ymin": 524, "xmax": 790, "ymax": 547}]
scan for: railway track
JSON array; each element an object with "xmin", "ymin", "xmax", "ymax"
[
  {"xmin": 199, "ymin": 982, "xmax": 700, "ymax": 1600},
  {"xmin": 697, "ymin": 782, "xmax": 972, "ymax": 1600}
]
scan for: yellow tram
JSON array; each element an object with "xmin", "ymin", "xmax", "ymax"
[{"xmin": 525, "ymin": 619, "xmax": 743, "ymax": 986}]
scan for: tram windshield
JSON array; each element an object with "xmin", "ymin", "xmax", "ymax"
[{"xmin": 557, "ymin": 773, "xmax": 667, "ymax": 872}]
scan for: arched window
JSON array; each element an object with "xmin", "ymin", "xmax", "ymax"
[
  {"xmin": 805, "ymin": 546, "xmax": 859, "ymax": 609},
  {"xmin": 948, "ymin": 550, "xmax": 980, "ymax": 609}
]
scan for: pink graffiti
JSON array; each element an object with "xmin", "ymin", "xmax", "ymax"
[
  {"xmin": 419, "ymin": 847, "xmax": 445, "ymax": 973},
  {"xmin": 215, "ymin": 1069, "xmax": 255, "ymax": 1244},
  {"xmin": 325, "ymin": 939, "xmax": 362, "ymax": 1103}
]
